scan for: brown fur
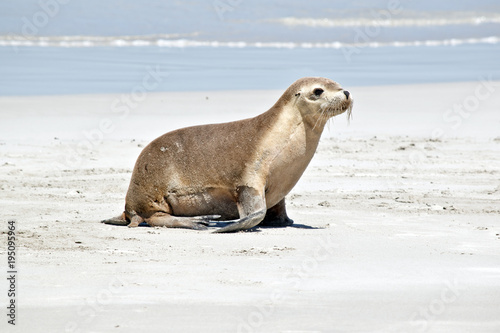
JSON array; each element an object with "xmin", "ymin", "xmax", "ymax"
[{"xmin": 102, "ymin": 77, "xmax": 353, "ymax": 232}]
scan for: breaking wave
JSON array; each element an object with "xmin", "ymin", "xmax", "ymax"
[
  {"xmin": 273, "ymin": 14, "xmax": 500, "ymax": 28},
  {"xmin": 0, "ymin": 35, "xmax": 498, "ymax": 49}
]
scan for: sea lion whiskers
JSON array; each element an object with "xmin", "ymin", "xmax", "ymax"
[
  {"xmin": 312, "ymin": 105, "xmax": 328, "ymax": 131},
  {"xmin": 346, "ymin": 100, "xmax": 354, "ymax": 124},
  {"xmin": 313, "ymin": 96, "xmax": 340, "ymax": 130},
  {"xmin": 325, "ymin": 95, "xmax": 353, "ymax": 119}
]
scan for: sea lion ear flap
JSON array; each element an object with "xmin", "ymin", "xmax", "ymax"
[{"xmin": 293, "ymin": 91, "xmax": 301, "ymax": 105}]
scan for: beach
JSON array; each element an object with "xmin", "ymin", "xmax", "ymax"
[{"xmin": 1, "ymin": 81, "xmax": 499, "ymax": 332}]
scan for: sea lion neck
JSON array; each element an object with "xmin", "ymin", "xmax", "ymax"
[{"xmin": 256, "ymin": 96, "xmax": 325, "ymax": 141}]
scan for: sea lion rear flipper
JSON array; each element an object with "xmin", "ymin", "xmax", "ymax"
[
  {"xmin": 213, "ymin": 186, "xmax": 266, "ymax": 233},
  {"xmin": 101, "ymin": 212, "xmax": 129, "ymax": 226}
]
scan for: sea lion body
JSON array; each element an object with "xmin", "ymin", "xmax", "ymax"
[{"xmin": 103, "ymin": 77, "xmax": 353, "ymax": 232}]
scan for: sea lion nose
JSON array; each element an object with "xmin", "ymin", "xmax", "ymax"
[{"xmin": 343, "ymin": 90, "xmax": 350, "ymax": 99}]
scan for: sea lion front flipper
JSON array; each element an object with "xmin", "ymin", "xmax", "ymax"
[
  {"xmin": 145, "ymin": 213, "xmax": 221, "ymax": 230},
  {"xmin": 213, "ymin": 186, "xmax": 266, "ymax": 233},
  {"xmin": 211, "ymin": 210, "xmax": 267, "ymax": 233}
]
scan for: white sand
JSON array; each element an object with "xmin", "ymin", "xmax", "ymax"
[{"xmin": 1, "ymin": 81, "xmax": 500, "ymax": 332}]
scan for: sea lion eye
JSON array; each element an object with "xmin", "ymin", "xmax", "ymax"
[{"xmin": 313, "ymin": 88, "xmax": 324, "ymax": 96}]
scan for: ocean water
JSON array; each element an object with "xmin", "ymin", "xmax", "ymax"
[{"xmin": 0, "ymin": 0, "xmax": 499, "ymax": 95}]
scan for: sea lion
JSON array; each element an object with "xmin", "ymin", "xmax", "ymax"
[{"xmin": 103, "ymin": 77, "xmax": 353, "ymax": 233}]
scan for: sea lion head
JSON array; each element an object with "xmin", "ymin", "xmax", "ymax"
[{"xmin": 286, "ymin": 77, "xmax": 353, "ymax": 127}]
